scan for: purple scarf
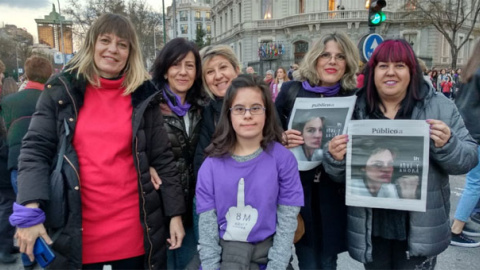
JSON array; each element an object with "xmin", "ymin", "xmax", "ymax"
[
  {"xmin": 302, "ymin": 81, "xmax": 341, "ymax": 97},
  {"xmin": 9, "ymin": 203, "xmax": 46, "ymax": 228},
  {"xmin": 162, "ymin": 84, "xmax": 191, "ymax": 116}
]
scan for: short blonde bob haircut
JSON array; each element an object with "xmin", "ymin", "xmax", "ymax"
[
  {"xmin": 200, "ymin": 45, "xmax": 241, "ymax": 99},
  {"xmin": 66, "ymin": 13, "xmax": 149, "ymax": 94},
  {"xmin": 298, "ymin": 32, "xmax": 359, "ymax": 90}
]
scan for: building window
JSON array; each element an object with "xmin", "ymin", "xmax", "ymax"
[
  {"xmin": 239, "ymin": 3, "xmax": 242, "ymax": 23},
  {"xmin": 197, "ymin": 23, "xmax": 202, "ymax": 30},
  {"xmin": 206, "ymin": 25, "xmax": 211, "ymax": 34},
  {"xmin": 230, "ymin": 8, "xmax": 233, "ymax": 26},
  {"xmin": 196, "ymin": 11, "xmax": 201, "ymax": 19},
  {"xmin": 262, "ymin": 0, "xmax": 273, "ymax": 20},
  {"xmin": 181, "ymin": 25, "xmax": 188, "ymax": 34},
  {"xmin": 294, "ymin": 41, "xmax": 309, "ymax": 63},
  {"xmin": 180, "ymin": 11, "xmax": 188, "ymax": 21},
  {"xmin": 206, "ymin": 11, "xmax": 211, "ymax": 20},
  {"xmin": 299, "ymin": 0, "xmax": 305, "ymax": 14}
]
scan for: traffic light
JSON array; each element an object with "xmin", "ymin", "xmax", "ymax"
[{"xmin": 368, "ymin": 0, "xmax": 386, "ymax": 27}]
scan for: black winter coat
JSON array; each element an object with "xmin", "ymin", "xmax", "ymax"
[
  {"xmin": 456, "ymin": 67, "xmax": 480, "ymax": 144},
  {"xmin": 275, "ymin": 80, "xmax": 352, "ymax": 257},
  {"xmin": 0, "ymin": 88, "xmax": 43, "ymax": 171},
  {"xmin": 16, "ymin": 71, "xmax": 185, "ymax": 270},
  {"xmin": 159, "ymin": 85, "xmax": 203, "ymax": 226},
  {"xmin": 193, "ymin": 97, "xmax": 223, "ymax": 179}
]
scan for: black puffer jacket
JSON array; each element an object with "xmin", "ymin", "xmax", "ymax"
[
  {"xmin": 159, "ymin": 85, "xmax": 203, "ymax": 226},
  {"xmin": 16, "ymin": 71, "xmax": 185, "ymax": 269},
  {"xmin": 456, "ymin": 67, "xmax": 480, "ymax": 144}
]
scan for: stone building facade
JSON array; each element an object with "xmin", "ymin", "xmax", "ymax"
[{"xmin": 208, "ymin": 0, "xmax": 480, "ymax": 75}]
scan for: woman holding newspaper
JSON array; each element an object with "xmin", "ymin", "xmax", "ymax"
[
  {"xmin": 275, "ymin": 32, "xmax": 360, "ymax": 269},
  {"xmin": 325, "ymin": 39, "xmax": 478, "ymax": 269}
]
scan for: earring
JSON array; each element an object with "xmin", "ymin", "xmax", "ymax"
[{"xmin": 164, "ymin": 74, "xmax": 167, "ymax": 80}]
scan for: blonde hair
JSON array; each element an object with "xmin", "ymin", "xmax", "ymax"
[
  {"xmin": 298, "ymin": 32, "xmax": 359, "ymax": 90},
  {"xmin": 66, "ymin": 13, "xmax": 149, "ymax": 94},
  {"xmin": 200, "ymin": 45, "xmax": 240, "ymax": 99}
]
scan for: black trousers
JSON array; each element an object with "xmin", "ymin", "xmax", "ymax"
[
  {"xmin": 0, "ymin": 188, "xmax": 15, "ymax": 253},
  {"xmin": 82, "ymin": 255, "xmax": 144, "ymax": 270},
  {"xmin": 364, "ymin": 236, "xmax": 437, "ymax": 270}
]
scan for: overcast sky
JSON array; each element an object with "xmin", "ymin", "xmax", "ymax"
[{"xmin": 0, "ymin": 0, "xmax": 173, "ymax": 43}]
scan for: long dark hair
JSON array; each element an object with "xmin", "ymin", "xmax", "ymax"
[
  {"xmin": 205, "ymin": 74, "xmax": 283, "ymax": 157},
  {"xmin": 363, "ymin": 39, "xmax": 424, "ymax": 117},
  {"xmin": 151, "ymin": 37, "xmax": 204, "ymax": 105},
  {"xmin": 463, "ymin": 40, "xmax": 480, "ymax": 83}
]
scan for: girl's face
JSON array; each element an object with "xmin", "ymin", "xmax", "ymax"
[
  {"xmin": 374, "ymin": 61, "xmax": 410, "ymax": 102},
  {"xmin": 365, "ymin": 149, "xmax": 394, "ymax": 183},
  {"xmin": 302, "ymin": 117, "xmax": 323, "ymax": 150},
  {"xmin": 441, "ymin": 69, "xmax": 446, "ymax": 74},
  {"xmin": 316, "ymin": 40, "xmax": 346, "ymax": 87},
  {"xmin": 230, "ymin": 87, "xmax": 266, "ymax": 143},
  {"xmin": 166, "ymin": 51, "xmax": 196, "ymax": 99},
  {"xmin": 276, "ymin": 68, "xmax": 285, "ymax": 80},
  {"xmin": 204, "ymin": 55, "xmax": 239, "ymax": 97}
]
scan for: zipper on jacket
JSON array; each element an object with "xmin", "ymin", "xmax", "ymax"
[
  {"xmin": 59, "ymin": 76, "xmax": 78, "ymax": 119},
  {"xmin": 406, "ymin": 250, "xmax": 410, "ymax": 260},
  {"xmin": 134, "ymin": 136, "xmax": 153, "ymax": 270},
  {"xmin": 64, "ymin": 155, "xmax": 80, "ymax": 187}
]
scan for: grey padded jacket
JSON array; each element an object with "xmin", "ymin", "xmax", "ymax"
[{"xmin": 323, "ymin": 83, "xmax": 478, "ymax": 263}]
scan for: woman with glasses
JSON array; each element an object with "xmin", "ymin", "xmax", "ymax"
[
  {"xmin": 275, "ymin": 32, "xmax": 360, "ymax": 269},
  {"xmin": 196, "ymin": 75, "xmax": 303, "ymax": 269}
]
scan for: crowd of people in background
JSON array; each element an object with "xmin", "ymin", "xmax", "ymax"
[{"xmin": 0, "ymin": 12, "xmax": 480, "ymax": 270}]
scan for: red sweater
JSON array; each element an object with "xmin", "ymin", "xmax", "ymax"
[{"xmin": 73, "ymin": 77, "xmax": 144, "ymax": 264}]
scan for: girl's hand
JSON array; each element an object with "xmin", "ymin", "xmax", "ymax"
[
  {"xmin": 328, "ymin": 134, "xmax": 349, "ymax": 161},
  {"xmin": 15, "ymin": 223, "xmax": 52, "ymax": 262},
  {"xmin": 149, "ymin": 167, "xmax": 162, "ymax": 190},
  {"xmin": 427, "ymin": 119, "xmax": 451, "ymax": 148},
  {"xmin": 167, "ymin": 216, "xmax": 185, "ymax": 250},
  {"xmin": 282, "ymin": 129, "xmax": 304, "ymax": 149}
]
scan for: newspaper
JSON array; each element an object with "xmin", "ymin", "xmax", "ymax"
[
  {"xmin": 287, "ymin": 96, "xmax": 356, "ymax": 171},
  {"xmin": 346, "ymin": 120, "xmax": 429, "ymax": 212}
]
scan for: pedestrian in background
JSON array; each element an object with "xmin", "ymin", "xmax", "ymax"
[
  {"xmin": 276, "ymin": 32, "xmax": 359, "ymax": 269},
  {"xmin": 10, "ymin": 13, "xmax": 185, "ymax": 269},
  {"xmin": 0, "ymin": 60, "xmax": 17, "ymax": 265},
  {"xmin": 150, "ymin": 37, "xmax": 205, "ymax": 269},
  {"xmin": 0, "ymin": 78, "xmax": 18, "ymax": 98},
  {"xmin": 270, "ymin": 67, "xmax": 289, "ymax": 101},
  {"xmin": 326, "ymin": 39, "xmax": 477, "ymax": 269},
  {"xmin": 451, "ymin": 39, "xmax": 480, "ymax": 247},
  {"xmin": 264, "ymin": 69, "xmax": 274, "ymax": 85},
  {"xmin": 0, "ymin": 55, "xmax": 53, "ymax": 269},
  {"xmin": 0, "ymin": 60, "xmax": 5, "ymax": 93},
  {"xmin": 441, "ymin": 75, "xmax": 453, "ymax": 99},
  {"xmin": 196, "ymin": 74, "xmax": 303, "ymax": 269}
]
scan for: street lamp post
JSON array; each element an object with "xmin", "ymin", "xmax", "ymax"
[
  {"xmin": 57, "ymin": 0, "xmax": 66, "ymax": 66},
  {"xmin": 162, "ymin": 0, "xmax": 166, "ymax": 44},
  {"xmin": 15, "ymin": 43, "xmax": 19, "ymax": 81}
]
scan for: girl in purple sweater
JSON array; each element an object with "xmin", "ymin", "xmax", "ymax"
[{"xmin": 196, "ymin": 74, "xmax": 304, "ymax": 269}]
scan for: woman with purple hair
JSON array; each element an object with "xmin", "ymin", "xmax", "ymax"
[{"xmin": 325, "ymin": 39, "xmax": 477, "ymax": 269}]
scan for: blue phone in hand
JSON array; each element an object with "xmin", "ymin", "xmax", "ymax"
[{"xmin": 33, "ymin": 237, "xmax": 56, "ymax": 267}]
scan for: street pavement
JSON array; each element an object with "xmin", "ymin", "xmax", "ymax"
[{"xmin": 2, "ymin": 174, "xmax": 479, "ymax": 269}]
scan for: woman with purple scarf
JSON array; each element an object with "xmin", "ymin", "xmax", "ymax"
[
  {"xmin": 150, "ymin": 37, "xmax": 206, "ymax": 270},
  {"xmin": 275, "ymin": 32, "xmax": 360, "ymax": 269}
]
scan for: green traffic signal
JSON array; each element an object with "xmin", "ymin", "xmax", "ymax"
[
  {"xmin": 370, "ymin": 12, "xmax": 381, "ymax": 25},
  {"xmin": 380, "ymin": 11, "xmax": 386, "ymax": 22}
]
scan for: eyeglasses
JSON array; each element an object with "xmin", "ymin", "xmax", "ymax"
[
  {"xmin": 319, "ymin": 52, "xmax": 346, "ymax": 62},
  {"xmin": 230, "ymin": 105, "xmax": 266, "ymax": 115}
]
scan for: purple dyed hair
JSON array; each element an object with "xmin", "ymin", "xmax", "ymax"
[{"xmin": 363, "ymin": 39, "xmax": 424, "ymax": 116}]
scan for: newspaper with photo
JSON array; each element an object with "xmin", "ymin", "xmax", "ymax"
[
  {"xmin": 346, "ymin": 120, "xmax": 429, "ymax": 212},
  {"xmin": 287, "ymin": 96, "xmax": 356, "ymax": 171}
]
